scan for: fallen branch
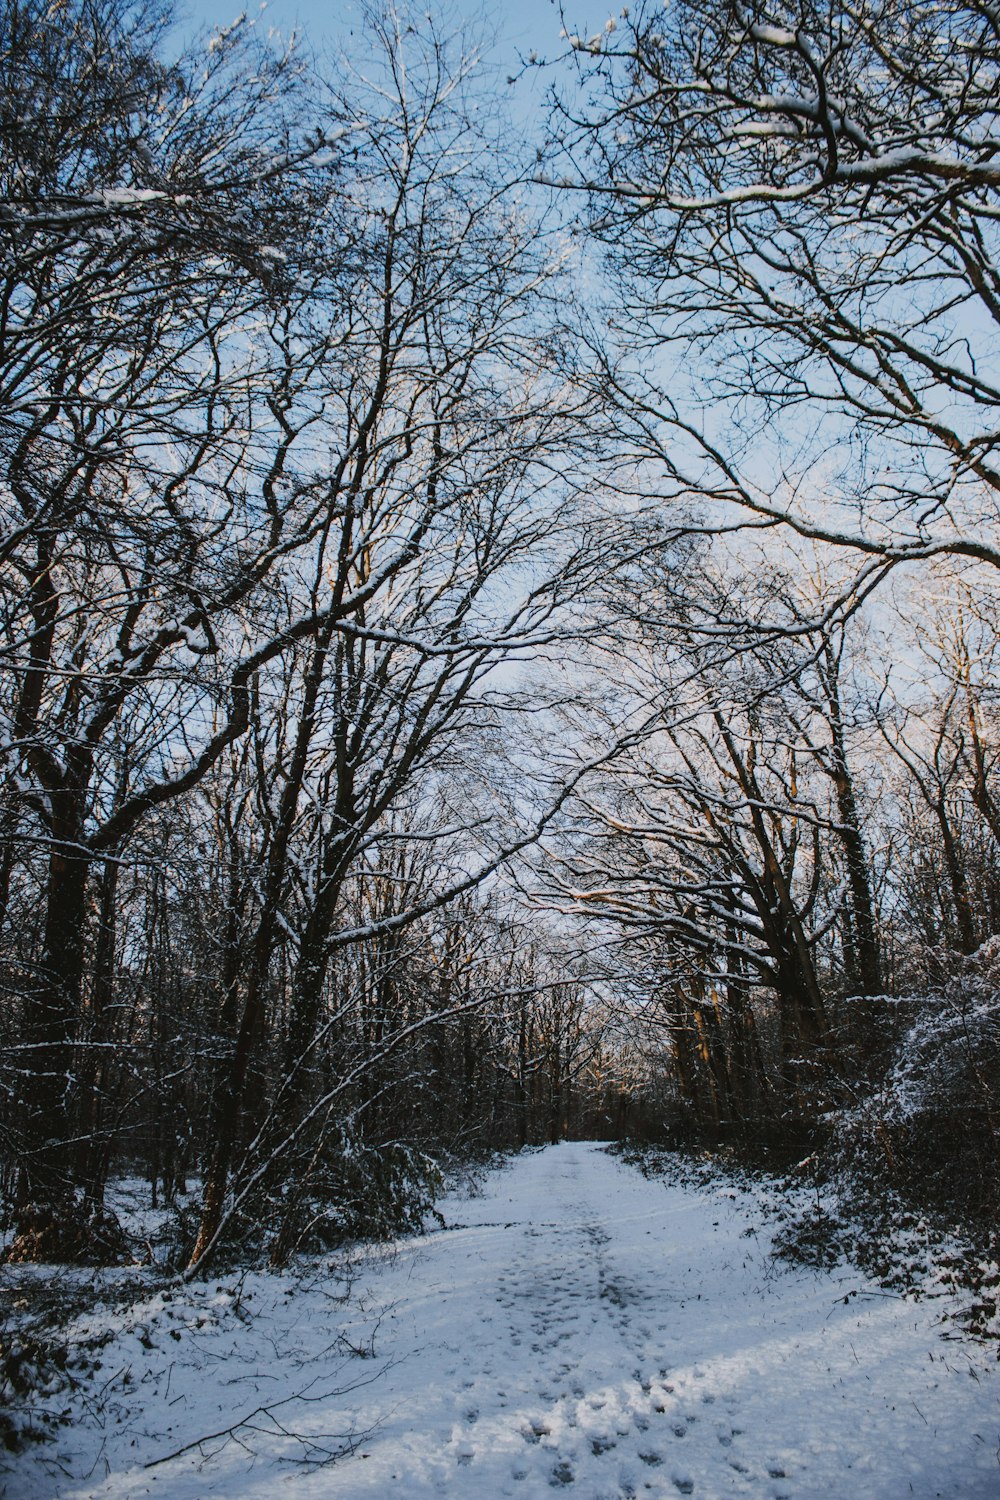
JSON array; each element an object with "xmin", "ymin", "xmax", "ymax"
[{"xmin": 144, "ymin": 1363, "xmax": 388, "ymax": 1471}]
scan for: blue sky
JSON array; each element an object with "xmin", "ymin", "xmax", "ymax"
[
  {"xmin": 180, "ymin": 1, "xmax": 584, "ymax": 67},
  {"xmin": 176, "ymin": 1, "xmax": 600, "ymax": 136}
]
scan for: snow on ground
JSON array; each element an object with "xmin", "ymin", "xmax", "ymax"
[{"xmin": 8, "ymin": 1141, "xmax": 1000, "ymax": 1499}]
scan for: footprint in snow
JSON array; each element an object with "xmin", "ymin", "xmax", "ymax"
[
  {"xmin": 550, "ymin": 1459, "xmax": 574, "ymax": 1486},
  {"xmin": 673, "ymin": 1479, "xmax": 694, "ymax": 1495}
]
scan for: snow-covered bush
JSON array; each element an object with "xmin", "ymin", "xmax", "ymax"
[
  {"xmin": 271, "ymin": 1132, "xmax": 445, "ymax": 1258},
  {"xmin": 771, "ymin": 1204, "xmax": 848, "ymax": 1269},
  {"xmin": 162, "ymin": 1129, "xmax": 446, "ymax": 1269},
  {"xmin": 3, "ymin": 1199, "xmax": 130, "ymax": 1267},
  {"xmin": 832, "ymin": 944, "xmax": 1000, "ymax": 1225}
]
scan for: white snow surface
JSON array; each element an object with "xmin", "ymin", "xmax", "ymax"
[{"xmin": 11, "ymin": 1141, "xmax": 1000, "ymax": 1499}]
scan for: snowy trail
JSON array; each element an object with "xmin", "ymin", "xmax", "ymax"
[{"xmin": 14, "ymin": 1142, "xmax": 1000, "ymax": 1499}]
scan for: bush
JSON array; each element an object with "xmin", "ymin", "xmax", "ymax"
[
  {"xmin": 771, "ymin": 1205, "xmax": 847, "ymax": 1269},
  {"xmin": 831, "ymin": 945, "xmax": 1000, "ymax": 1228},
  {"xmin": 264, "ymin": 1130, "xmax": 445, "ymax": 1265},
  {"xmin": 4, "ymin": 1200, "xmax": 130, "ymax": 1267}
]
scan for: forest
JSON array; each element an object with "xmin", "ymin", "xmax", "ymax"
[{"xmin": 1, "ymin": 0, "xmax": 999, "ymax": 1313}]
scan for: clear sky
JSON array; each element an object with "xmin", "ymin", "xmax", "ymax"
[
  {"xmin": 179, "ymin": 1, "xmax": 586, "ymax": 72},
  {"xmin": 175, "ymin": 1, "xmax": 600, "ymax": 139}
]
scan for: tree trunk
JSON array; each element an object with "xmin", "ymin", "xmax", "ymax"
[
  {"xmin": 76, "ymin": 858, "xmax": 119, "ymax": 1209},
  {"xmin": 822, "ymin": 646, "xmax": 883, "ymax": 995},
  {"xmin": 15, "ymin": 833, "xmax": 90, "ymax": 1231},
  {"xmin": 935, "ymin": 798, "xmax": 977, "ymax": 954}
]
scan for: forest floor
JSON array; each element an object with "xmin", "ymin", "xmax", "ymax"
[{"xmin": 6, "ymin": 1141, "xmax": 1000, "ymax": 1499}]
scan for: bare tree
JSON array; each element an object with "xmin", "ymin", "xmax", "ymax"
[
  {"xmin": 0, "ymin": 0, "xmax": 376, "ymax": 1250},
  {"xmin": 533, "ymin": 553, "xmax": 900, "ymax": 1118},
  {"xmin": 172, "ymin": 4, "xmax": 631, "ymax": 1269},
  {"xmin": 549, "ymin": 0, "xmax": 1000, "ymax": 589}
]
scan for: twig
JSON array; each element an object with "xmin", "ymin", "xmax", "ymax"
[{"xmin": 144, "ymin": 1362, "xmax": 389, "ymax": 1470}]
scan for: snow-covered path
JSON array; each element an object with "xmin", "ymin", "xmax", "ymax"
[{"xmin": 15, "ymin": 1142, "xmax": 1000, "ymax": 1499}]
